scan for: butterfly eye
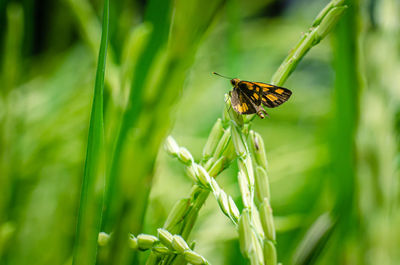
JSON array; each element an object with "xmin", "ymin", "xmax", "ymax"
[{"xmin": 230, "ymin": 79, "xmax": 236, "ymax": 86}]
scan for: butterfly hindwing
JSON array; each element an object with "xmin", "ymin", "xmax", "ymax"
[{"xmin": 231, "ymin": 88, "xmax": 257, "ymax": 115}]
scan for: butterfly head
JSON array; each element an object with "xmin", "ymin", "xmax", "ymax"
[{"xmin": 230, "ymin": 78, "xmax": 240, "ymax": 87}]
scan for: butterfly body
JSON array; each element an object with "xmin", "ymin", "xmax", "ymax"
[{"xmin": 229, "ymin": 78, "xmax": 292, "ymax": 119}]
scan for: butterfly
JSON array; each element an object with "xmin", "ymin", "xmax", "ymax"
[{"xmin": 213, "ymin": 72, "xmax": 292, "ymax": 119}]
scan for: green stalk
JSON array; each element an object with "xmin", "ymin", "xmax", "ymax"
[
  {"xmin": 72, "ymin": 0, "xmax": 109, "ymax": 264},
  {"xmin": 271, "ymin": 0, "xmax": 347, "ymax": 86},
  {"xmin": 331, "ymin": 0, "xmax": 359, "ymax": 220},
  {"xmin": 0, "ymin": 2, "xmax": 23, "ymax": 224},
  {"xmin": 325, "ymin": 0, "xmax": 361, "ymax": 263},
  {"xmin": 0, "ymin": 4, "xmax": 23, "ymax": 260}
]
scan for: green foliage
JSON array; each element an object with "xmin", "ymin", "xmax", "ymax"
[{"xmin": 0, "ymin": 0, "xmax": 399, "ymax": 265}]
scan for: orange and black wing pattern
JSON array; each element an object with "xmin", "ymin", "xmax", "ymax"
[
  {"xmin": 237, "ymin": 81, "xmax": 262, "ymax": 106},
  {"xmin": 231, "ymin": 88, "xmax": 257, "ymax": 115},
  {"xmin": 252, "ymin": 82, "xmax": 292, "ymax": 108},
  {"xmin": 215, "ymin": 71, "xmax": 292, "ymax": 118}
]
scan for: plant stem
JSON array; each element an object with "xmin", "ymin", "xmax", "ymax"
[{"xmin": 271, "ymin": 0, "xmax": 346, "ymax": 86}]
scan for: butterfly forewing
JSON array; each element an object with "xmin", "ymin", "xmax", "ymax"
[
  {"xmin": 237, "ymin": 81, "xmax": 262, "ymax": 105},
  {"xmin": 253, "ymin": 82, "xmax": 292, "ymax": 108}
]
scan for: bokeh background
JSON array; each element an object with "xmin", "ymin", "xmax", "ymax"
[{"xmin": 0, "ymin": 0, "xmax": 399, "ymax": 265}]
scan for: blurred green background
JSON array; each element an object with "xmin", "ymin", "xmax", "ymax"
[{"xmin": 0, "ymin": 0, "xmax": 399, "ymax": 264}]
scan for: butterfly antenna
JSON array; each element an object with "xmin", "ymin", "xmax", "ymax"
[{"xmin": 212, "ymin": 72, "xmax": 233, "ymax": 79}]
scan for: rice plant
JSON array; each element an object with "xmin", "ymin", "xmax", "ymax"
[{"xmin": 0, "ymin": 0, "xmax": 399, "ymax": 265}]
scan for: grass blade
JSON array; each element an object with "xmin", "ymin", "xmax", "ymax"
[
  {"xmin": 292, "ymin": 214, "xmax": 336, "ymax": 265},
  {"xmin": 72, "ymin": 0, "xmax": 109, "ymax": 264}
]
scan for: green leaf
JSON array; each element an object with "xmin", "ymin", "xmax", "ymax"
[{"xmin": 72, "ymin": 0, "xmax": 109, "ymax": 264}]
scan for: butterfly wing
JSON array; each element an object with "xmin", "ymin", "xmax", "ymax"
[
  {"xmin": 237, "ymin": 81, "xmax": 262, "ymax": 105},
  {"xmin": 253, "ymin": 82, "xmax": 292, "ymax": 108},
  {"xmin": 231, "ymin": 88, "xmax": 257, "ymax": 115}
]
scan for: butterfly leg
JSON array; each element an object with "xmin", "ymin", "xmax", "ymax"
[{"xmin": 256, "ymin": 105, "xmax": 269, "ymax": 119}]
